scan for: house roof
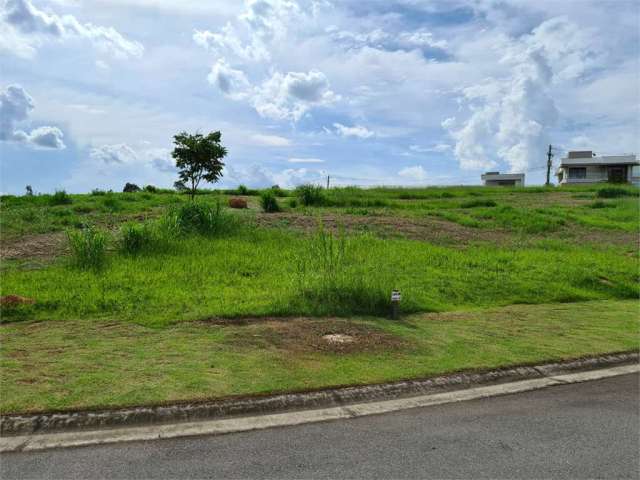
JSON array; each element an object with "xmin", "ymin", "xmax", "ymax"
[{"xmin": 559, "ymin": 155, "xmax": 638, "ymax": 167}]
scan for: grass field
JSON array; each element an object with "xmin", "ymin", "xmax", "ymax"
[{"xmin": 1, "ymin": 184, "xmax": 638, "ymax": 413}]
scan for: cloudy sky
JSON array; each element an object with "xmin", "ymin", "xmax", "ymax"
[{"xmin": 1, "ymin": 0, "xmax": 638, "ymax": 193}]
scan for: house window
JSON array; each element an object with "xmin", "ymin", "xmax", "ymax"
[{"xmin": 568, "ymin": 167, "xmax": 587, "ymax": 179}]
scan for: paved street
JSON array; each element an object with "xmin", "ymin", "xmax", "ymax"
[{"xmin": 2, "ymin": 373, "xmax": 638, "ymax": 479}]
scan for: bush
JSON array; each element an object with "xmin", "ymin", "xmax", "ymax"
[
  {"xmin": 460, "ymin": 199, "xmax": 497, "ymax": 208},
  {"xmin": 49, "ymin": 190, "xmax": 72, "ymax": 206},
  {"xmin": 123, "ymin": 182, "xmax": 141, "ymax": 193},
  {"xmin": 167, "ymin": 201, "xmax": 236, "ymax": 236},
  {"xmin": 144, "ymin": 185, "xmax": 158, "ymax": 193},
  {"xmin": 295, "ymin": 184, "xmax": 325, "ymax": 206},
  {"xmin": 237, "ymin": 185, "xmax": 249, "ymax": 195},
  {"xmin": 260, "ymin": 190, "xmax": 280, "ymax": 213},
  {"xmin": 67, "ymin": 226, "xmax": 108, "ymax": 271},
  {"xmin": 596, "ymin": 187, "xmax": 632, "ymax": 199},
  {"xmin": 271, "ymin": 185, "xmax": 286, "ymax": 197},
  {"xmin": 91, "ymin": 189, "xmax": 106, "ymax": 196},
  {"xmin": 288, "ymin": 198, "xmax": 298, "ymax": 208}
]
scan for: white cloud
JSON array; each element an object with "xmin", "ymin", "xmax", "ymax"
[
  {"xmin": 2, "ymin": 0, "xmax": 144, "ymax": 59},
  {"xmin": 251, "ymin": 69, "xmax": 339, "ymax": 121},
  {"xmin": 0, "ymin": 84, "xmax": 66, "ymax": 149},
  {"xmin": 409, "ymin": 143, "xmax": 451, "ymax": 153},
  {"xmin": 333, "ymin": 122, "xmax": 374, "ymax": 139},
  {"xmin": 398, "ymin": 165, "xmax": 428, "ymax": 181},
  {"xmin": 288, "ymin": 157, "xmax": 323, "ymax": 163},
  {"xmin": 250, "ymin": 133, "xmax": 291, "ymax": 146},
  {"xmin": 207, "ymin": 59, "xmax": 251, "ymax": 100},
  {"xmin": 90, "ymin": 143, "xmax": 138, "ymax": 164},
  {"xmin": 225, "ymin": 164, "xmax": 325, "ymax": 188}
]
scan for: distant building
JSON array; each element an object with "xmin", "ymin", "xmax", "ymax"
[
  {"xmin": 556, "ymin": 151, "xmax": 639, "ymax": 185},
  {"xmin": 481, "ymin": 172, "xmax": 525, "ymax": 186}
]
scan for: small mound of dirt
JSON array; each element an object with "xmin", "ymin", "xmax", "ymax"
[
  {"xmin": 228, "ymin": 318, "xmax": 406, "ymax": 354},
  {"xmin": 0, "ymin": 295, "xmax": 35, "ymax": 307},
  {"xmin": 228, "ymin": 197, "xmax": 248, "ymax": 209}
]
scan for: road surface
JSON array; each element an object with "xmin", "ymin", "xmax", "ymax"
[{"xmin": 1, "ymin": 373, "xmax": 638, "ymax": 479}]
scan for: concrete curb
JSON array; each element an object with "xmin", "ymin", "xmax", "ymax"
[{"xmin": 1, "ymin": 351, "xmax": 637, "ymax": 437}]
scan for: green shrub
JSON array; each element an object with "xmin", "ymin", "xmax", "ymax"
[
  {"xmin": 271, "ymin": 185, "xmax": 286, "ymax": 197},
  {"xmin": 295, "ymin": 184, "xmax": 325, "ymax": 206},
  {"xmin": 167, "ymin": 201, "xmax": 236, "ymax": 236},
  {"xmin": 91, "ymin": 189, "xmax": 106, "ymax": 196},
  {"xmin": 49, "ymin": 190, "xmax": 72, "ymax": 206},
  {"xmin": 260, "ymin": 190, "xmax": 280, "ymax": 213},
  {"xmin": 597, "ymin": 187, "xmax": 632, "ymax": 198},
  {"xmin": 123, "ymin": 182, "xmax": 141, "ymax": 193},
  {"xmin": 237, "ymin": 185, "xmax": 249, "ymax": 195},
  {"xmin": 288, "ymin": 198, "xmax": 298, "ymax": 208},
  {"xmin": 67, "ymin": 226, "xmax": 108, "ymax": 271},
  {"xmin": 144, "ymin": 185, "xmax": 158, "ymax": 193},
  {"xmin": 460, "ymin": 199, "xmax": 497, "ymax": 208}
]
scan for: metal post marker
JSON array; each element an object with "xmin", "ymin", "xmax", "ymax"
[{"xmin": 390, "ymin": 290, "xmax": 401, "ymax": 319}]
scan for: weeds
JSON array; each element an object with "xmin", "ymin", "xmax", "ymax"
[
  {"xmin": 167, "ymin": 201, "xmax": 236, "ymax": 236},
  {"xmin": 295, "ymin": 184, "xmax": 325, "ymax": 206},
  {"xmin": 118, "ymin": 221, "xmax": 173, "ymax": 255},
  {"xmin": 460, "ymin": 199, "xmax": 497, "ymax": 208},
  {"xmin": 49, "ymin": 190, "xmax": 72, "ymax": 206},
  {"xmin": 260, "ymin": 190, "xmax": 280, "ymax": 213},
  {"xmin": 67, "ymin": 226, "xmax": 108, "ymax": 271},
  {"xmin": 597, "ymin": 187, "xmax": 636, "ymax": 198}
]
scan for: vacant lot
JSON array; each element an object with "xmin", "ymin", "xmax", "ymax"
[{"xmin": 1, "ymin": 184, "xmax": 638, "ymax": 413}]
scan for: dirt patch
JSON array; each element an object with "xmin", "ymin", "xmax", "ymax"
[
  {"xmin": 256, "ymin": 212, "xmax": 512, "ymax": 246},
  {"xmin": 226, "ymin": 317, "xmax": 406, "ymax": 354},
  {"xmin": 0, "ymin": 295, "xmax": 35, "ymax": 307},
  {"xmin": 0, "ymin": 232, "xmax": 67, "ymax": 261}
]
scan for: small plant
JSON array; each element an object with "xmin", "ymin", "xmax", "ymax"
[
  {"xmin": 237, "ymin": 184, "xmax": 249, "ymax": 195},
  {"xmin": 118, "ymin": 221, "xmax": 172, "ymax": 255},
  {"xmin": 144, "ymin": 185, "xmax": 158, "ymax": 193},
  {"xmin": 67, "ymin": 226, "xmax": 108, "ymax": 271},
  {"xmin": 295, "ymin": 184, "xmax": 325, "ymax": 206},
  {"xmin": 25, "ymin": 185, "xmax": 33, "ymax": 196},
  {"xmin": 271, "ymin": 185, "xmax": 286, "ymax": 197},
  {"xmin": 260, "ymin": 190, "xmax": 280, "ymax": 213},
  {"xmin": 123, "ymin": 182, "xmax": 141, "ymax": 193},
  {"xmin": 288, "ymin": 198, "xmax": 298, "ymax": 208},
  {"xmin": 91, "ymin": 189, "xmax": 106, "ymax": 196},
  {"xmin": 49, "ymin": 190, "xmax": 72, "ymax": 206}
]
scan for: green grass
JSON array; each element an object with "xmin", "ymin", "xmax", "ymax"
[{"xmin": 0, "ymin": 300, "xmax": 637, "ymax": 414}]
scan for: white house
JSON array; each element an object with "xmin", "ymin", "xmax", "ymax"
[
  {"xmin": 480, "ymin": 172, "xmax": 525, "ymax": 186},
  {"xmin": 556, "ymin": 151, "xmax": 639, "ymax": 185}
]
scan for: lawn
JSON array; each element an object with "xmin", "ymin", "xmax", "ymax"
[
  {"xmin": 0, "ymin": 184, "xmax": 638, "ymax": 414},
  {"xmin": 1, "ymin": 300, "xmax": 637, "ymax": 414}
]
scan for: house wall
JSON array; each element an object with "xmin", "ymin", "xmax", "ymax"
[{"xmin": 558, "ymin": 165, "xmax": 609, "ymax": 184}]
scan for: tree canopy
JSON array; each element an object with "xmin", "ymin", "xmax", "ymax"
[{"xmin": 172, "ymin": 131, "xmax": 227, "ymax": 199}]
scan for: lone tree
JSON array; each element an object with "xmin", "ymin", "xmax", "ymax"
[{"xmin": 172, "ymin": 131, "xmax": 227, "ymax": 200}]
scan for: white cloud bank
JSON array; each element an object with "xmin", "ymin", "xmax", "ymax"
[
  {"xmin": 1, "ymin": 0, "xmax": 144, "ymax": 59},
  {"xmin": 398, "ymin": 165, "xmax": 428, "ymax": 181},
  {"xmin": 333, "ymin": 123, "xmax": 374, "ymax": 139},
  {"xmin": 0, "ymin": 84, "xmax": 65, "ymax": 149}
]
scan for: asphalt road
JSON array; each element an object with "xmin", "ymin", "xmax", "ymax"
[{"xmin": 2, "ymin": 373, "xmax": 638, "ymax": 479}]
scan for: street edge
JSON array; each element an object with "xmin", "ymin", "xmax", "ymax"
[
  {"xmin": 1, "ymin": 363, "xmax": 637, "ymax": 453},
  {"xmin": 1, "ymin": 351, "xmax": 637, "ymax": 437}
]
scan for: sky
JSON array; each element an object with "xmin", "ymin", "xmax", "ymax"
[{"xmin": 1, "ymin": 0, "xmax": 638, "ymax": 194}]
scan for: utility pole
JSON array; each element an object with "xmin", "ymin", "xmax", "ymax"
[
  {"xmin": 326, "ymin": 175, "xmax": 330, "ymax": 189},
  {"xmin": 546, "ymin": 144, "xmax": 553, "ymax": 186}
]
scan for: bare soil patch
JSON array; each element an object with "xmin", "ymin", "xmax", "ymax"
[
  {"xmin": 0, "ymin": 232, "xmax": 67, "ymax": 261},
  {"xmin": 256, "ymin": 212, "xmax": 512, "ymax": 246},
  {"xmin": 225, "ymin": 317, "xmax": 406, "ymax": 354}
]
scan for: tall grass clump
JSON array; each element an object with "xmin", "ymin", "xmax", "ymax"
[
  {"xmin": 167, "ymin": 201, "xmax": 237, "ymax": 236},
  {"xmin": 49, "ymin": 190, "xmax": 72, "ymax": 206},
  {"xmin": 293, "ymin": 224, "xmax": 391, "ymax": 315},
  {"xmin": 596, "ymin": 187, "xmax": 635, "ymax": 199},
  {"xmin": 460, "ymin": 198, "xmax": 497, "ymax": 208},
  {"xmin": 67, "ymin": 226, "xmax": 108, "ymax": 271},
  {"xmin": 295, "ymin": 184, "xmax": 325, "ymax": 206},
  {"xmin": 260, "ymin": 190, "xmax": 280, "ymax": 212},
  {"xmin": 118, "ymin": 221, "xmax": 174, "ymax": 255}
]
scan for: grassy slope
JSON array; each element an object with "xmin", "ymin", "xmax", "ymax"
[{"xmin": 1, "ymin": 300, "xmax": 637, "ymax": 414}]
